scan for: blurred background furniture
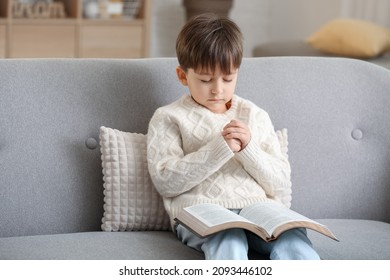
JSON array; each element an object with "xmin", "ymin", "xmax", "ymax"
[
  {"xmin": 253, "ymin": 18, "xmax": 390, "ymax": 70},
  {"xmin": 253, "ymin": 40, "xmax": 390, "ymax": 70},
  {"xmin": 0, "ymin": 0, "xmax": 151, "ymax": 58},
  {"xmin": 182, "ymin": 0, "xmax": 233, "ymax": 21}
]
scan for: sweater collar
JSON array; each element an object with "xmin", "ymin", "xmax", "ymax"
[{"xmin": 184, "ymin": 94, "xmax": 238, "ymax": 119}]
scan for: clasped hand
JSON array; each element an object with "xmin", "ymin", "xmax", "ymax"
[{"xmin": 222, "ymin": 120, "xmax": 251, "ymax": 152}]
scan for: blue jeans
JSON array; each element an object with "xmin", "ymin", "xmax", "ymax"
[{"xmin": 176, "ymin": 224, "xmax": 320, "ymax": 260}]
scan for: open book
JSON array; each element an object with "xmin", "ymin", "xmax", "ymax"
[{"xmin": 174, "ymin": 202, "xmax": 338, "ymax": 242}]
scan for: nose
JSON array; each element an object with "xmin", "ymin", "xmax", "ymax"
[{"xmin": 211, "ymin": 80, "xmax": 223, "ymax": 94}]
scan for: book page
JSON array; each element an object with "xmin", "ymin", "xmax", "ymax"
[
  {"xmin": 184, "ymin": 203, "xmax": 251, "ymax": 227},
  {"xmin": 239, "ymin": 202, "xmax": 320, "ymax": 236}
]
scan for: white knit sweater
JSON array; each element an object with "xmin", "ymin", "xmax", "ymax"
[{"xmin": 147, "ymin": 94, "xmax": 291, "ymax": 227}]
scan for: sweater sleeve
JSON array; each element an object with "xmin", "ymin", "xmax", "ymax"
[
  {"xmin": 147, "ymin": 109, "xmax": 234, "ymax": 198},
  {"xmin": 234, "ymin": 110, "xmax": 292, "ymax": 201}
]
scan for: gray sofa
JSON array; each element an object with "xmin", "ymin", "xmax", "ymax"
[{"xmin": 0, "ymin": 57, "xmax": 389, "ymax": 260}]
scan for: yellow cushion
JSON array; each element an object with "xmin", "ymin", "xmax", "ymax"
[{"xmin": 306, "ymin": 18, "xmax": 390, "ymax": 58}]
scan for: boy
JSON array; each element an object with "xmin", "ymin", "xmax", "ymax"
[{"xmin": 147, "ymin": 13, "xmax": 320, "ymax": 260}]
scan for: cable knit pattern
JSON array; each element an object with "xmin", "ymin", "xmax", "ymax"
[{"xmin": 147, "ymin": 94, "xmax": 291, "ymax": 228}]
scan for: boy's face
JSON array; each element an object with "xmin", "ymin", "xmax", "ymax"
[{"xmin": 176, "ymin": 66, "xmax": 238, "ymax": 113}]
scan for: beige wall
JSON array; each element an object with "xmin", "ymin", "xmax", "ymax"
[
  {"xmin": 269, "ymin": 0, "xmax": 390, "ymax": 41},
  {"xmin": 268, "ymin": 0, "xmax": 341, "ymax": 41},
  {"xmin": 150, "ymin": 0, "xmax": 343, "ymax": 57}
]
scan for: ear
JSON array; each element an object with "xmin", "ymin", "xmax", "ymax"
[{"xmin": 176, "ymin": 66, "xmax": 188, "ymax": 86}]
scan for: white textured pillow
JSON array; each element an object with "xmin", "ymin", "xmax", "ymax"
[
  {"xmin": 99, "ymin": 126, "xmax": 290, "ymax": 232},
  {"xmin": 100, "ymin": 126, "xmax": 171, "ymax": 231}
]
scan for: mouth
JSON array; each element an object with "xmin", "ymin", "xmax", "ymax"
[{"xmin": 208, "ymin": 98, "xmax": 225, "ymax": 102}]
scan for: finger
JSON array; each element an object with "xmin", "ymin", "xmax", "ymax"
[
  {"xmin": 224, "ymin": 121, "xmax": 250, "ymax": 135},
  {"xmin": 225, "ymin": 138, "xmax": 242, "ymax": 152},
  {"xmin": 224, "ymin": 119, "xmax": 241, "ymax": 128},
  {"xmin": 228, "ymin": 119, "xmax": 246, "ymax": 128},
  {"xmin": 222, "ymin": 127, "xmax": 247, "ymax": 137}
]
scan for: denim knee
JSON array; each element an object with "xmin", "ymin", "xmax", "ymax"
[
  {"xmin": 270, "ymin": 228, "xmax": 320, "ymax": 260},
  {"xmin": 202, "ymin": 228, "xmax": 249, "ymax": 260}
]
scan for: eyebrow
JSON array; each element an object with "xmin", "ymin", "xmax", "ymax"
[
  {"xmin": 196, "ymin": 70, "xmax": 238, "ymax": 76},
  {"xmin": 197, "ymin": 72, "xmax": 213, "ymax": 76}
]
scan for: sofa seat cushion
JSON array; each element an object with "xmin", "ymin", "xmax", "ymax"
[
  {"xmin": 1, "ymin": 219, "xmax": 388, "ymax": 260},
  {"xmin": 308, "ymin": 219, "xmax": 390, "ymax": 260},
  {"xmin": 0, "ymin": 231, "xmax": 203, "ymax": 260}
]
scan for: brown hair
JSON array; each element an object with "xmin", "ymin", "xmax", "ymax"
[{"xmin": 176, "ymin": 13, "xmax": 243, "ymax": 74}]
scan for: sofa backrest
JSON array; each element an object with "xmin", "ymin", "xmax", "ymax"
[
  {"xmin": 238, "ymin": 58, "xmax": 390, "ymax": 224},
  {"xmin": 0, "ymin": 57, "xmax": 389, "ymax": 237}
]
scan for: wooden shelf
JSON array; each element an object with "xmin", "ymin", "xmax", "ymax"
[
  {"xmin": 80, "ymin": 18, "xmax": 145, "ymax": 25},
  {"xmin": 10, "ymin": 18, "xmax": 78, "ymax": 25},
  {"xmin": 0, "ymin": 22, "xmax": 5, "ymax": 58},
  {"xmin": 0, "ymin": 0, "xmax": 6, "ymax": 58},
  {"xmin": 1, "ymin": 0, "xmax": 151, "ymax": 58}
]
